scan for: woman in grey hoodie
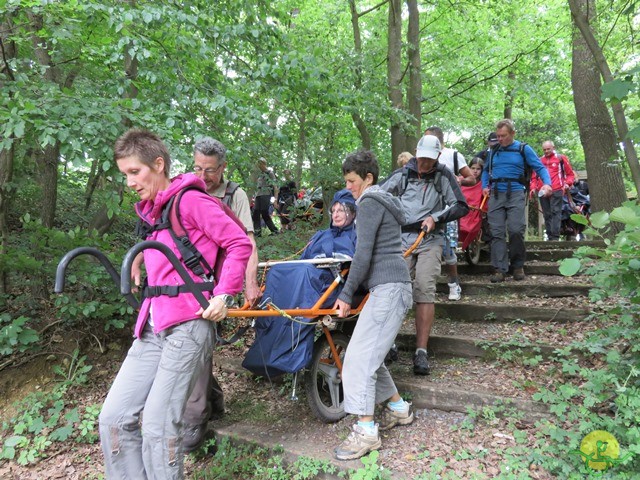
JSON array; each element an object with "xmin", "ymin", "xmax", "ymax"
[{"xmin": 333, "ymin": 150, "xmax": 414, "ymax": 461}]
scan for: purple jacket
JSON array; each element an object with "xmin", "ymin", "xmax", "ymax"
[{"xmin": 133, "ymin": 174, "xmax": 252, "ymax": 337}]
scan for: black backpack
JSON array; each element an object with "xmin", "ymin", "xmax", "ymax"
[
  {"xmin": 221, "ymin": 180, "xmax": 240, "ymax": 207},
  {"xmin": 397, "ymin": 162, "xmax": 445, "ymax": 197}
]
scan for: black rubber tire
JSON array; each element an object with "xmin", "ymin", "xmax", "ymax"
[
  {"xmin": 305, "ymin": 331, "xmax": 350, "ymax": 423},
  {"xmin": 465, "ymin": 238, "xmax": 482, "ymax": 265}
]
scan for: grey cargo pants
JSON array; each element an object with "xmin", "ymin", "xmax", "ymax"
[{"xmin": 98, "ymin": 319, "xmax": 214, "ymax": 479}]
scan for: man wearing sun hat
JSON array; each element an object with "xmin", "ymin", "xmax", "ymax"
[{"xmin": 381, "ymin": 134, "xmax": 469, "ymax": 375}]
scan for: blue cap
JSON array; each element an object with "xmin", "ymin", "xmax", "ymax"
[{"xmin": 332, "ymin": 189, "xmax": 356, "ymax": 207}]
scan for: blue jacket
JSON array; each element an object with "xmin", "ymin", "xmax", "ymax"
[
  {"xmin": 300, "ymin": 223, "xmax": 357, "ymax": 260},
  {"xmin": 481, "ymin": 140, "xmax": 551, "ymax": 192}
]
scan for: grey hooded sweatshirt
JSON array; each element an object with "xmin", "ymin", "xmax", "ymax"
[{"xmin": 338, "ymin": 186, "xmax": 411, "ymax": 305}]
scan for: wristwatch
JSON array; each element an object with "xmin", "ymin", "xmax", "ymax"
[{"xmin": 217, "ymin": 294, "xmax": 235, "ymax": 308}]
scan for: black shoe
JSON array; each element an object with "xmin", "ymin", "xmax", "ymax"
[
  {"xmin": 413, "ymin": 350, "xmax": 430, "ymax": 375},
  {"xmin": 384, "ymin": 344, "xmax": 399, "ymax": 365},
  {"xmin": 183, "ymin": 423, "xmax": 210, "ymax": 454}
]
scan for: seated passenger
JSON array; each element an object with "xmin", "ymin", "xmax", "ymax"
[
  {"xmin": 459, "ymin": 157, "xmax": 488, "ymax": 250},
  {"xmin": 243, "ymin": 190, "xmax": 357, "ymax": 378},
  {"xmin": 300, "ymin": 188, "xmax": 357, "ymax": 259}
]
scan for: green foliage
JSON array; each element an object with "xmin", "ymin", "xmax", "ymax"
[
  {"xmin": 0, "ymin": 314, "xmax": 39, "ymax": 356},
  {"xmin": 602, "ymin": 64, "xmax": 640, "ymax": 143},
  {"xmin": 348, "ymin": 451, "xmax": 390, "ymax": 480},
  {"xmin": 525, "ymin": 201, "xmax": 640, "ymax": 476},
  {"xmin": 0, "ymin": 350, "xmax": 97, "ymax": 465},
  {"xmin": 192, "ymin": 437, "xmax": 340, "ymax": 479}
]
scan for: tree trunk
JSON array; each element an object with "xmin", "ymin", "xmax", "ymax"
[
  {"xmin": 405, "ymin": 0, "xmax": 421, "ymax": 153},
  {"xmin": 503, "ymin": 71, "xmax": 516, "ymax": 119},
  {"xmin": 348, "ymin": 0, "xmax": 371, "ymax": 150},
  {"xmin": 27, "ymin": 11, "xmax": 62, "ymax": 228},
  {"xmin": 39, "ymin": 144, "xmax": 60, "ymax": 228},
  {"xmin": 0, "ymin": 144, "xmax": 13, "ymax": 295},
  {"xmin": 570, "ymin": 0, "xmax": 627, "ymax": 223},
  {"xmin": 568, "ymin": 0, "xmax": 640, "ymax": 195},
  {"xmin": 0, "ymin": 18, "xmax": 17, "ymax": 295},
  {"xmin": 88, "ymin": 18, "xmax": 139, "ymax": 234},
  {"xmin": 387, "ymin": 0, "xmax": 404, "ymax": 170}
]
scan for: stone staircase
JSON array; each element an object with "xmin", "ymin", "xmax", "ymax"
[
  {"xmin": 207, "ymin": 239, "xmax": 602, "ymax": 477},
  {"xmin": 389, "ymin": 239, "xmax": 600, "ymax": 420}
]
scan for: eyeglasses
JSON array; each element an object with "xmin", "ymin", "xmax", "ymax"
[
  {"xmin": 330, "ymin": 206, "xmax": 347, "ymax": 215},
  {"xmin": 193, "ymin": 164, "xmax": 223, "ymax": 175}
]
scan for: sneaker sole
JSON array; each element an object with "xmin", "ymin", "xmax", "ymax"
[
  {"xmin": 379, "ymin": 411, "xmax": 414, "ymax": 431},
  {"xmin": 335, "ymin": 439, "xmax": 382, "ymax": 460}
]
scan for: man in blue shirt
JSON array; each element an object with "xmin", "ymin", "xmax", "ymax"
[{"xmin": 481, "ymin": 119, "xmax": 552, "ymax": 282}]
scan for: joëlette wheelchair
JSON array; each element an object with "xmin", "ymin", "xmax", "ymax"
[
  {"xmin": 55, "ymin": 234, "xmax": 423, "ymax": 424},
  {"xmin": 55, "ymin": 241, "xmax": 364, "ymax": 423}
]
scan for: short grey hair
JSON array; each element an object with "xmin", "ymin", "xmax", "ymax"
[
  {"xmin": 496, "ymin": 118, "xmax": 516, "ymax": 133},
  {"xmin": 194, "ymin": 136, "xmax": 227, "ymax": 163}
]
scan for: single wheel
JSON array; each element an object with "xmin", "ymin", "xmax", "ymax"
[
  {"xmin": 305, "ymin": 331, "xmax": 350, "ymax": 423},
  {"xmin": 465, "ymin": 238, "xmax": 482, "ymax": 265}
]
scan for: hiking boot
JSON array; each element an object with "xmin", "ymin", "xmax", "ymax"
[
  {"xmin": 490, "ymin": 271, "xmax": 505, "ymax": 283},
  {"xmin": 384, "ymin": 343, "xmax": 399, "ymax": 365},
  {"xmin": 513, "ymin": 267, "xmax": 526, "ymax": 281},
  {"xmin": 378, "ymin": 403, "xmax": 414, "ymax": 431},
  {"xmin": 413, "ymin": 350, "xmax": 430, "ymax": 376},
  {"xmin": 334, "ymin": 424, "xmax": 382, "ymax": 461},
  {"xmin": 183, "ymin": 423, "xmax": 209, "ymax": 453},
  {"xmin": 448, "ymin": 282, "xmax": 462, "ymax": 301}
]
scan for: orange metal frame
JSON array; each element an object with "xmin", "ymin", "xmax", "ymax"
[{"xmin": 225, "ymin": 231, "xmax": 424, "ymax": 374}]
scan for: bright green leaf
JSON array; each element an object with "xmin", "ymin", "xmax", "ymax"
[
  {"xmin": 559, "ymin": 258, "xmax": 581, "ymax": 276},
  {"xmin": 601, "ymin": 78, "xmax": 635, "ymax": 101},
  {"xmin": 610, "ymin": 206, "xmax": 640, "ymax": 226},
  {"xmin": 589, "ymin": 211, "xmax": 610, "ymax": 229}
]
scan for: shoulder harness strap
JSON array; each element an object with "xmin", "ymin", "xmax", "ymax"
[
  {"xmin": 168, "ymin": 187, "xmax": 216, "ymax": 279},
  {"xmin": 222, "ymin": 181, "xmax": 240, "ymax": 207}
]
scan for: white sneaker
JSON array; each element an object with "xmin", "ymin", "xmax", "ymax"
[{"xmin": 448, "ymin": 282, "xmax": 462, "ymax": 301}]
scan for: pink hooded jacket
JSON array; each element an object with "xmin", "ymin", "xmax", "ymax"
[{"xmin": 133, "ymin": 174, "xmax": 252, "ymax": 337}]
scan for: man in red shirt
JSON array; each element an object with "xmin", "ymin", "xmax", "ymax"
[{"xmin": 531, "ymin": 140, "xmax": 575, "ymax": 241}]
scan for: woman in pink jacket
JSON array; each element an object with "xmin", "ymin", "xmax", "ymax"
[{"xmin": 98, "ymin": 129, "xmax": 251, "ymax": 479}]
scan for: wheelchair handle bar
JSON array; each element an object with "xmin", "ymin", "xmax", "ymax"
[
  {"xmin": 54, "ymin": 247, "xmax": 140, "ymax": 309},
  {"xmin": 120, "ymin": 241, "xmax": 210, "ymax": 310}
]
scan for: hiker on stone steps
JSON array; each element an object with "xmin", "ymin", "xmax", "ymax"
[
  {"xmin": 482, "ymin": 119, "xmax": 552, "ymax": 283},
  {"xmin": 332, "ymin": 150, "xmax": 414, "ymax": 461},
  {"xmin": 380, "ymin": 135, "xmax": 469, "ymax": 376}
]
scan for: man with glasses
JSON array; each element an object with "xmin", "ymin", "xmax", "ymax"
[{"xmin": 182, "ymin": 136, "xmax": 261, "ymax": 452}]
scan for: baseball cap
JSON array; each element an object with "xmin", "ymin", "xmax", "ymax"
[
  {"xmin": 487, "ymin": 132, "xmax": 499, "ymax": 145},
  {"xmin": 415, "ymin": 135, "xmax": 442, "ymax": 159}
]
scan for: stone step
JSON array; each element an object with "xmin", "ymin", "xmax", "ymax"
[
  {"xmin": 434, "ymin": 302, "xmax": 591, "ymax": 322},
  {"xmin": 525, "ymin": 249, "xmax": 576, "ymax": 262},
  {"xmin": 395, "ymin": 333, "xmax": 558, "ymax": 359},
  {"xmin": 436, "ymin": 280, "xmax": 591, "ymax": 297},
  {"xmin": 216, "ymin": 354, "xmax": 549, "ymax": 430},
  {"xmin": 457, "ymin": 263, "xmax": 563, "ymax": 275},
  {"xmin": 392, "ymin": 377, "xmax": 549, "ymax": 421},
  {"xmin": 525, "ymin": 240, "xmax": 605, "ymax": 249}
]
